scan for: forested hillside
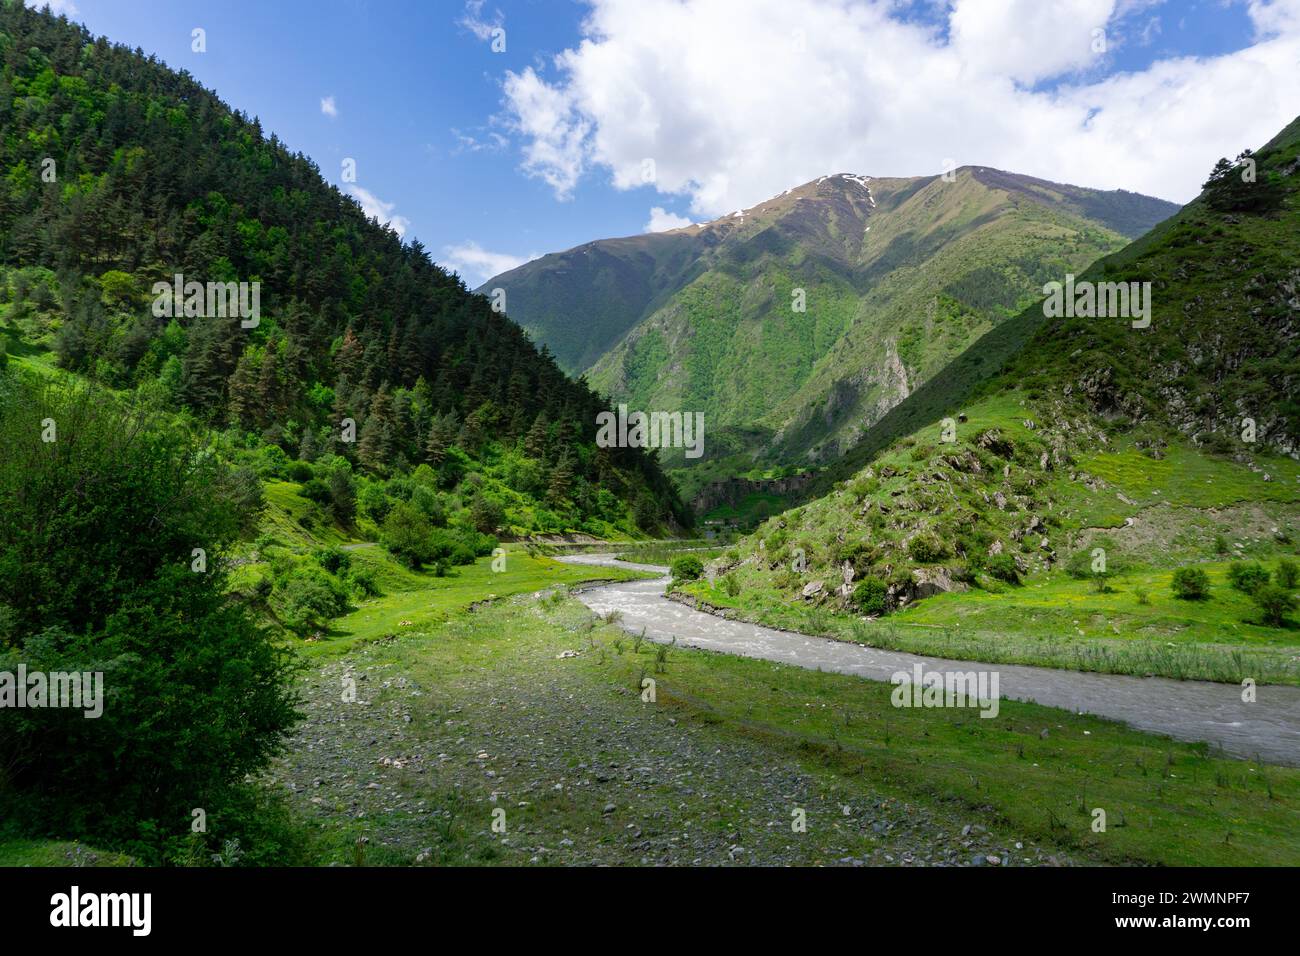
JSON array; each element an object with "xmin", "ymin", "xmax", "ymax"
[
  {"xmin": 0, "ymin": 2, "xmax": 685, "ymax": 534},
  {"xmin": 491, "ymin": 170, "xmax": 1178, "ymax": 482},
  {"xmin": 695, "ymin": 115, "xmax": 1300, "ymax": 649}
]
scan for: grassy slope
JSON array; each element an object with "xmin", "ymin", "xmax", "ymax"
[
  {"xmin": 586, "ymin": 171, "xmax": 1173, "ymax": 472},
  {"xmin": 269, "ymin": 592, "xmax": 1300, "ymax": 866},
  {"xmin": 699, "ymin": 119, "xmax": 1300, "ymax": 681},
  {"xmin": 686, "ymin": 390, "xmax": 1300, "ymax": 683}
]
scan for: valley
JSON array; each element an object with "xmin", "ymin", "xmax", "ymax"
[{"xmin": 0, "ymin": 0, "xmax": 1297, "ymax": 884}]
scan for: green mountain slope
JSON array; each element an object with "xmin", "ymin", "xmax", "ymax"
[
  {"xmin": 685, "ymin": 115, "xmax": 1300, "ymax": 682},
  {"xmin": 489, "ymin": 170, "xmax": 1178, "ymax": 476},
  {"xmin": 0, "ymin": 2, "xmax": 685, "ymax": 535}
]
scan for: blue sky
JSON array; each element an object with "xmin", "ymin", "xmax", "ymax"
[{"xmin": 36, "ymin": 1, "xmax": 1300, "ymax": 283}]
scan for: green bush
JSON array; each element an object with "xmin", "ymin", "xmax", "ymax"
[
  {"xmin": 313, "ymin": 546, "xmax": 350, "ymax": 575},
  {"xmin": 852, "ymin": 577, "xmax": 887, "ymax": 615},
  {"xmin": 1172, "ymin": 567, "xmax": 1211, "ymax": 600},
  {"xmin": 1253, "ymin": 584, "xmax": 1296, "ymax": 627},
  {"xmin": 670, "ymin": 555, "xmax": 704, "ymax": 582},
  {"xmin": 907, "ymin": 533, "xmax": 948, "ymax": 563},
  {"xmin": 279, "ymin": 566, "xmax": 349, "ymax": 633},
  {"xmin": 1227, "ymin": 562, "xmax": 1270, "ymax": 594},
  {"xmin": 344, "ymin": 565, "xmax": 381, "ymax": 598},
  {"xmin": 299, "ymin": 477, "xmax": 331, "ymax": 505},
  {"xmin": 984, "ymin": 552, "xmax": 1020, "ymax": 584},
  {"xmin": 0, "ymin": 381, "xmax": 299, "ymax": 847},
  {"xmin": 285, "ymin": 460, "xmax": 314, "ymax": 483},
  {"xmin": 380, "ymin": 501, "xmax": 436, "ymax": 569},
  {"xmin": 722, "ymin": 573, "xmax": 742, "ymax": 597},
  {"xmin": 1276, "ymin": 558, "xmax": 1298, "ymax": 590}
]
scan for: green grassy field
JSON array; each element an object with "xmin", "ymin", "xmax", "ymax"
[{"xmin": 269, "ymin": 588, "xmax": 1300, "ymax": 867}]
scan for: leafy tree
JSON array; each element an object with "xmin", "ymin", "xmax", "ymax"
[
  {"xmin": 0, "ymin": 379, "xmax": 299, "ymax": 844},
  {"xmin": 852, "ymin": 577, "xmax": 887, "ymax": 614},
  {"xmin": 379, "ymin": 500, "xmax": 435, "ymax": 568},
  {"xmin": 1172, "ymin": 567, "xmax": 1210, "ymax": 600},
  {"xmin": 1228, "ymin": 561, "xmax": 1271, "ymax": 595},
  {"xmin": 1253, "ymin": 584, "xmax": 1296, "ymax": 627},
  {"xmin": 1202, "ymin": 151, "xmax": 1286, "ymax": 214}
]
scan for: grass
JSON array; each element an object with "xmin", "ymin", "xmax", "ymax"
[
  {"xmin": 0, "ymin": 839, "xmax": 136, "ymax": 867},
  {"xmin": 285, "ymin": 591, "xmax": 1300, "ymax": 867},
  {"xmin": 680, "ymin": 564, "xmax": 1300, "ymax": 685},
  {"xmin": 580, "ymin": 616, "xmax": 1300, "ymax": 866},
  {"xmin": 300, "ymin": 549, "xmax": 655, "ymax": 658}
]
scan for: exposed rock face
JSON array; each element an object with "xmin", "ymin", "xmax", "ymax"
[
  {"xmin": 801, "ymin": 580, "xmax": 826, "ymax": 600},
  {"xmin": 911, "ymin": 566, "xmax": 967, "ymax": 599}
]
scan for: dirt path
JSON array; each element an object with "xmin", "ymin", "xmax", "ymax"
[{"xmin": 558, "ymin": 555, "xmax": 1300, "ymax": 766}]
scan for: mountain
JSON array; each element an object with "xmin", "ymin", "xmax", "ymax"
[
  {"xmin": 0, "ymin": 1, "xmax": 685, "ymax": 535},
  {"xmin": 699, "ymin": 114, "xmax": 1300, "ymax": 627},
  {"xmin": 485, "ymin": 169, "xmax": 1179, "ymax": 476}
]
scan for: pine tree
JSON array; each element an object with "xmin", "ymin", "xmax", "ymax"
[
  {"xmin": 524, "ymin": 411, "xmax": 550, "ymax": 459},
  {"xmin": 358, "ymin": 385, "xmax": 395, "ymax": 470}
]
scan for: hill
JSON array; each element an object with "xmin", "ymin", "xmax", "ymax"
[
  {"xmin": 680, "ymin": 115, "xmax": 1300, "ymax": 683},
  {"xmin": 0, "ymin": 0, "xmax": 686, "ymax": 537},
  {"xmin": 486, "ymin": 169, "xmax": 1179, "ymax": 478}
]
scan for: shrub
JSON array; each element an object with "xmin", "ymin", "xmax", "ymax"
[
  {"xmin": 1227, "ymin": 561, "xmax": 1270, "ymax": 594},
  {"xmin": 279, "ymin": 566, "xmax": 349, "ymax": 633},
  {"xmin": 0, "ymin": 382, "xmax": 298, "ymax": 846},
  {"xmin": 1253, "ymin": 584, "xmax": 1296, "ymax": 627},
  {"xmin": 1172, "ymin": 567, "xmax": 1210, "ymax": 600},
  {"xmin": 670, "ymin": 555, "xmax": 704, "ymax": 582},
  {"xmin": 1213, "ymin": 533, "xmax": 1229, "ymax": 555},
  {"xmin": 285, "ymin": 460, "xmax": 314, "ymax": 483},
  {"xmin": 852, "ymin": 577, "xmax": 887, "ymax": 615},
  {"xmin": 907, "ymin": 533, "xmax": 948, "ymax": 563},
  {"xmin": 1276, "ymin": 558, "xmax": 1299, "ymax": 590},
  {"xmin": 722, "ymin": 573, "xmax": 741, "ymax": 597},
  {"xmin": 345, "ymin": 566, "xmax": 381, "ymax": 598},
  {"xmin": 299, "ymin": 477, "xmax": 331, "ymax": 505},
  {"xmin": 313, "ymin": 546, "xmax": 351, "ymax": 575},
  {"xmin": 380, "ymin": 501, "xmax": 435, "ymax": 568},
  {"xmin": 359, "ymin": 482, "xmax": 393, "ymax": 524},
  {"xmin": 985, "ymin": 553, "xmax": 1020, "ymax": 584}
]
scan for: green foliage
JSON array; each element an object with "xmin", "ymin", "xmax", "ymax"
[
  {"xmin": 1202, "ymin": 151, "xmax": 1287, "ymax": 214},
  {"xmin": 851, "ymin": 577, "xmax": 887, "ymax": 615},
  {"xmin": 1172, "ymin": 567, "xmax": 1211, "ymax": 601},
  {"xmin": 380, "ymin": 501, "xmax": 436, "ymax": 569},
  {"xmin": 907, "ymin": 533, "xmax": 948, "ymax": 563},
  {"xmin": 669, "ymin": 555, "xmax": 704, "ymax": 582},
  {"xmin": 1278, "ymin": 558, "xmax": 1299, "ymax": 590},
  {"xmin": 279, "ymin": 566, "xmax": 349, "ymax": 634},
  {"xmin": 984, "ymin": 553, "xmax": 1020, "ymax": 584},
  {"xmin": 1228, "ymin": 562, "xmax": 1271, "ymax": 595},
  {"xmin": 1253, "ymin": 584, "xmax": 1296, "ymax": 627},
  {"xmin": 0, "ymin": 379, "xmax": 299, "ymax": 845},
  {"xmin": 0, "ymin": 3, "xmax": 685, "ymax": 535}
]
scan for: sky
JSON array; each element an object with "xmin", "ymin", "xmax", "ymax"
[{"xmin": 29, "ymin": 0, "xmax": 1300, "ymax": 284}]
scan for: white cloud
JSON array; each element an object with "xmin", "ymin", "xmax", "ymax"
[
  {"xmin": 501, "ymin": 0, "xmax": 1300, "ymax": 210},
  {"xmin": 644, "ymin": 206, "xmax": 693, "ymax": 232},
  {"xmin": 442, "ymin": 241, "xmax": 538, "ymax": 285},
  {"xmin": 320, "ymin": 95, "xmax": 338, "ymax": 118},
  {"xmin": 459, "ymin": 0, "xmax": 504, "ymax": 41},
  {"xmin": 26, "ymin": 0, "xmax": 79, "ymax": 16},
  {"xmin": 347, "ymin": 185, "xmax": 410, "ymax": 238}
]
